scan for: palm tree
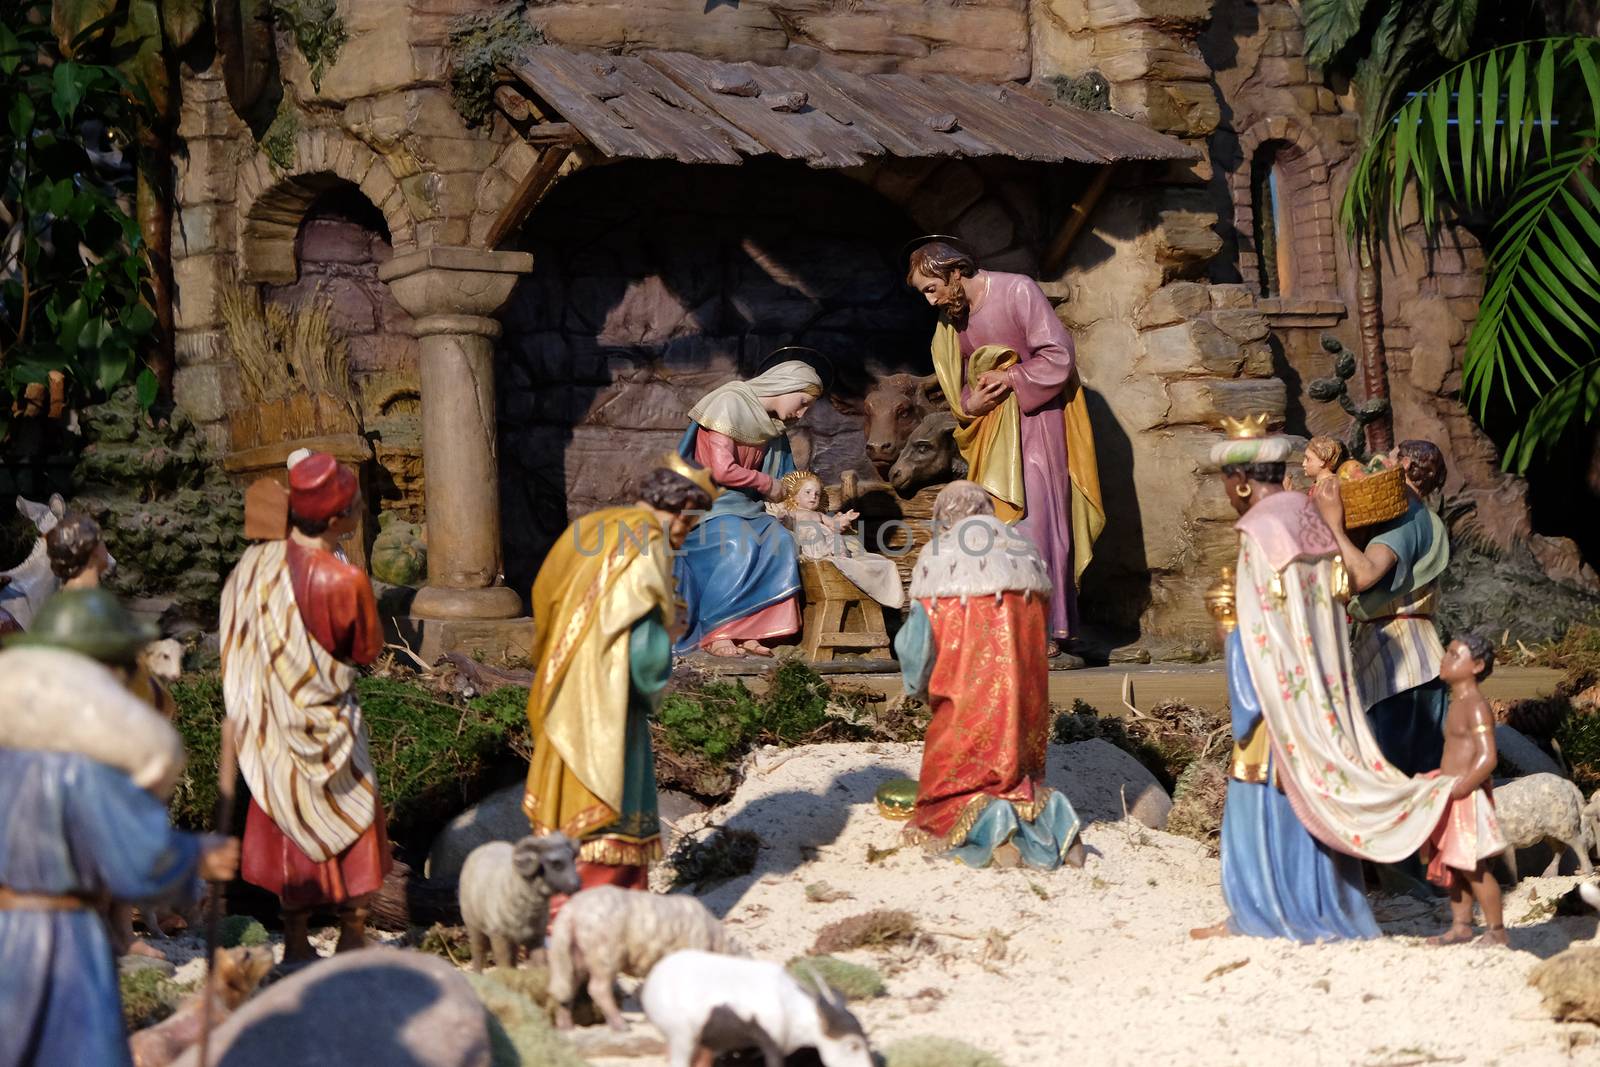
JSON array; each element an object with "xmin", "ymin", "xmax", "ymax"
[
  {"xmin": 1304, "ymin": 0, "xmax": 1484, "ymax": 453},
  {"xmin": 1343, "ymin": 36, "xmax": 1600, "ymax": 472}
]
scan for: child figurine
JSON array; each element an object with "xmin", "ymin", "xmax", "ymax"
[
  {"xmin": 1424, "ymin": 633, "xmax": 1509, "ymax": 946},
  {"xmin": 1301, "ymin": 435, "xmax": 1348, "ymax": 486},
  {"xmin": 768, "ymin": 471, "xmax": 902, "ymax": 609}
]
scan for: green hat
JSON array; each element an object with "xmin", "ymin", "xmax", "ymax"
[{"xmin": 4, "ymin": 588, "xmax": 158, "ymax": 663}]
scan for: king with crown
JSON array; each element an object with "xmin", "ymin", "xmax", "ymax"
[{"xmin": 524, "ymin": 454, "xmax": 716, "ymax": 903}]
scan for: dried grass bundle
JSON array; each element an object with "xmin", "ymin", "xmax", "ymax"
[{"xmin": 218, "ymin": 280, "xmax": 356, "ymax": 409}]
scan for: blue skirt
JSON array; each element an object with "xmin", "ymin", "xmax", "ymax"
[{"xmin": 1221, "ymin": 778, "xmax": 1379, "ymax": 943}]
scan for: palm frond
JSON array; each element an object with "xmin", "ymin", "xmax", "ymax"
[
  {"xmin": 1429, "ymin": 0, "xmax": 1479, "ymax": 61},
  {"xmin": 1303, "ymin": 0, "xmax": 1377, "ymax": 67},
  {"xmin": 1346, "ymin": 35, "xmax": 1600, "ymax": 473}
]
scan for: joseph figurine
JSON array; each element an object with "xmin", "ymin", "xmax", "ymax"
[
  {"xmin": 905, "ymin": 238, "xmax": 1104, "ymax": 648},
  {"xmin": 524, "ymin": 455, "xmax": 715, "ymax": 901},
  {"xmin": 219, "ymin": 451, "xmax": 391, "ymax": 962}
]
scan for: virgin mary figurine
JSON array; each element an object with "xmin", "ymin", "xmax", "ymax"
[{"xmin": 674, "ymin": 357, "xmax": 824, "ymax": 657}]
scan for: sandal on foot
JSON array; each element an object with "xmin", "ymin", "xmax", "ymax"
[{"xmin": 706, "ymin": 640, "xmax": 744, "ymax": 658}]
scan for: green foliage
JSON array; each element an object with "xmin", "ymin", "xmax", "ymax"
[
  {"xmin": 259, "ymin": 96, "xmax": 297, "ymax": 171},
  {"xmin": 73, "ymin": 386, "xmax": 246, "ymax": 618},
  {"xmin": 1342, "ymin": 35, "xmax": 1600, "ymax": 470},
  {"xmin": 667, "ymin": 827, "xmax": 761, "ymax": 890},
  {"xmin": 218, "ymin": 915, "xmax": 269, "ymax": 948},
  {"xmin": 881, "ymin": 1037, "xmax": 1007, "ymax": 1067},
  {"xmin": 788, "ymin": 955, "xmax": 887, "ymax": 1000},
  {"xmin": 1, "ymin": 2, "xmax": 151, "ymax": 434},
  {"xmin": 657, "ymin": 660, "xmax": 871, "ymax": 764},
  {"xmin": 465, "ymin": 970, "xmax": 588, "ymax": 1067},
  {"xmin": 169, "ymin": 672, "xmax": 530, "ymax": 849},
  {"xmin": 1556, "ymin": 709, "xmax": 1600, "ymax": 797},
  {"xmin": 120, "ymin": 967, "xmax": 189, "ymax": 1031},
  {"xmin": 447, "ymin": 1, "xmax": 544, "ymax": 126},
  {"xmin": 271, "ymin": 0, "xmax": 347, "ymax": 92}
]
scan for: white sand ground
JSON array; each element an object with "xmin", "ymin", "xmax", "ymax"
[
  {"xmin": 152, "ymin": 739, "xmax": 1600, "ymax": 1065},
  {"xmin": 599, "ymin": 740, "xmax": 1599, "ymax": 1067}
]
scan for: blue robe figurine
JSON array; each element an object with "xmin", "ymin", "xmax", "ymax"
[
  {"xmin": 1219, "ymin": 630, "xmax": 1380, "ymax": 943},
  {"xmin": 0, "ymin": 748, "xmax": 204, "ymax": 1067}
]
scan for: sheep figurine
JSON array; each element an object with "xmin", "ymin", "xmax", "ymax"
[
  {"xmin": 641, "ymin": 949, "xmax": 873, "ymax": 1067},
  {"xmin": 458, "ymin": 833, "xmax": 581, "ymax": 972},
  {"xmin": 1493, "ymin": 773, "xmax": 1595, "ymax": 882},
  {"xmin": 548, "ymin": 886, "xmax": 742, "ymax": 1031}
]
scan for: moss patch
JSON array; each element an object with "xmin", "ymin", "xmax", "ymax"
[
  {"xmin": 120, "ymin": 968, "xmax": 191, "ymax": 1031},
  {"xmin": 259, "ymin": 96, "xmax": 298, "ymax": 171},
  {"xmin": 169, "ymin": 672, "xmax": 529, "ymax": 851},
  {"xmin": 74, "ymin": 387, "xmax": 246, "ymax": 621},
  {"xmin": 788, "ymin": 955, "xmax": 886, "ymax": 1000},
  {"xmin": 218, "ymin": 915, "xmax": 270, "ymax": 949},
  {"xmin": 881, "ymin": 1036, "xmax": 1007, "ymax": 1067},
  {"xmin": 465, "ymin": 970, "xmax": 587, "ymax": 1067},
  {"xmin": 448, "ymin": 1, "xmax": 544, "ymax": 126},
  {"xmin": 272, "ymin": 0, "xmax": 349, "ymax": 91}
]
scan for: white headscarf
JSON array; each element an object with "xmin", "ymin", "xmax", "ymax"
[{"xmin": 687, "ymin": 360, "xmax": 823, "ymax": 445}]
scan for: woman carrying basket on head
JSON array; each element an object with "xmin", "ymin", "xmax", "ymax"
[{"xmin": 1312, "ymin": 440, "xmax": 1451, "ymax": 777}]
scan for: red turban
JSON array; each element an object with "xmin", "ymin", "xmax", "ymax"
[{"xmin": 288, "ymin": 453, "xmax": 358, "ymax": 523}]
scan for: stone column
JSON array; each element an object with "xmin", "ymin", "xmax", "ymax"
[{"xmin": 378, "ymin": 246, "xmax": 532, "ymax": 620}]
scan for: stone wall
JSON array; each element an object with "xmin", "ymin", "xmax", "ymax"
[{"xmin": 262, "ymin": 191, "xmax": 425, "ymax": 519}]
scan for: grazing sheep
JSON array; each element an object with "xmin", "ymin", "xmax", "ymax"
[
  {"xmin": 641, "ymin": 949, "xmax": 874, "ymax": 1067},
  {"xmin": 1493, "ymin": 773, "xmax": 1594, "ymax": 882},
  {"xmin": 548, "ymin": 886, "xmax": 741, "ymax": 1031},
  {"xmin": 458, "ymin": 833, "xmax": 580, "ymax": 972}
]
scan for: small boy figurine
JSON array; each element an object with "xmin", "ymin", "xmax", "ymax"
[{"xmin": 1424, "ymin": 633, "xmax": 1509, "ymax": 946}]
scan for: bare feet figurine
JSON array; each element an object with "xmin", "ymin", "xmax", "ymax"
[
  {"xmin": 1188, "ymin": 921, "xmax": 1233, "ymax": 940},
  {"xmin": 1426, "ymin": 924, "xmax": 1475, "ymax": 945},
  {"xmin": 706, "ymin": 640, "xmax": 744, "ymax": 657},
  {"xmin": 740, "ymin": 640, "xmax": 774, "ymax": 657}
]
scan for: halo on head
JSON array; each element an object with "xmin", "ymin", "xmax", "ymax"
[
  {"xmin": 777, "ymin": 469, "xmax": 823, "ymax": 502},
  {"xmin": 659, "ymin": 452, "xmax": 720, "ymax": 501},
  {"xmin": 901, "ymin": 234, "xmax": 975, "ymax": 269},
  {"xmin": 1209, "ymin": 412, "xmax": 1294, "ymax": 469},
  {"xmin": 755, "ymin": 346, "xmax": 833, "ymax": 395}
]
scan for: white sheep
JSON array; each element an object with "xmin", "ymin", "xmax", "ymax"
[
  {"xmin": 548, "ymin": 886, "xmax": 741, "ymax": 1030},
  {"xmin": 1493, "ymin": 773, "xmax": 1594, "ymax": 882},
  {"xmin": 641, "ymin": 949, "xmax": 873, "ymax": 1067},
  {"xmin": 457, "ymin": 833, "xmax": 580, "ymax": 972}
]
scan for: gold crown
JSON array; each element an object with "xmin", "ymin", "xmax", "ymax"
[
  {"xmin": 659, "ymin": 452, "xmax": 720, "ymax": 500},
  {"xmin": 1219, "ymin": 413, "xmax": 1272, "ymax": 439}
]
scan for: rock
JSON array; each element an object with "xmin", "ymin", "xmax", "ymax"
[
  {"xmin": 1050, "ymin": 738, "xmax": 1172, "ymax": 829},
  {"xmin": 1494, "ymin": 725, "xmax": 1566, "ymax": 780},
  {"xmin": 425, "ymin": 782, "xmax": 532, "ymax": 882},
  {"xmin": 170, "ymin": 948, "xmax": 491, "ymax": 1067},
  {"xmin": 1529, "ymin": 946, "xmax": 1600, "ymax": 1024}
]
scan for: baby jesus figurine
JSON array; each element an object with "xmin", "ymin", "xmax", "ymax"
[
  {"xmin": 1424, "ymin": 633, "xmax": 1509, "ymax": 946},
  {"xmin": 768, "ymin": 471, "xmax": 903, "ymax": 609}
]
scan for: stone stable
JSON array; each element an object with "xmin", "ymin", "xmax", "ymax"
[{"xmin": 165, "ymin": 0, "xmax": 1593, "ymax": 656}]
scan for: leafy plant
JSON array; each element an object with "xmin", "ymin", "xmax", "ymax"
[
  {"xmin": 1304, "ymin": 0, "xmax": 1489, "ymax": 452},
  {"xmin": 1344, "ymin": 35, "xmax": 1600, "ymax": 470},
  {"xmin": 271, "ymin": 0, "xmax": 347, "ymax": 92},
  {"xmin": 447, "ymin": 1, "xmax": 543, "ymax": 126},
  {"xmin": 1, "ymin": 4, "xmax": 152, "ymax": 435}
]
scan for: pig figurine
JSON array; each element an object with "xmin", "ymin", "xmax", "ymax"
[
  {"xmin": 1493, "ymin": 773, "xmax": 1595, "ymax": 882},
  {"xmin": 641, "ymin": 950, "xmax": 873, "ymax": 1067}
]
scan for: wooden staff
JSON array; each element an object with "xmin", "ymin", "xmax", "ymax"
[{"xmin": 197, "ymin": 719, "xmax": 240, "ymax": 1067}]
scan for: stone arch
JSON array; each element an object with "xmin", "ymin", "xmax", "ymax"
[
  {"xmin": 1231, "ymin": 117, "xmax": 1337, "ymax": 300},
  {"xmin": 236, "ymin": 128, "xmax": 418, "ymax": 283}
]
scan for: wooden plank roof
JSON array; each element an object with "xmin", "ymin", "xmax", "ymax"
[{"xmin": 507, "ymin": 45, "xmax": 1199, "ymax": 168}]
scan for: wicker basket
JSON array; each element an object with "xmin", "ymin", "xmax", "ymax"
[{"xmin": 1339, "ymin": 466, "xmax": 1407, "ymax": 528}]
